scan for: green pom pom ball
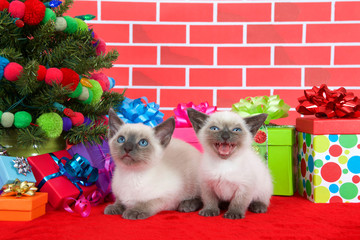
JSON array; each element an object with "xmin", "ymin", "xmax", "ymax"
[
  {"xmin": 75, "ymin": 18, "xmax": 88, "ymax": 32},
  {"xmin": 14, "ymin": 111, "xmax": 32, "ymax": 128},
  {"xmin": 89, "ymin": 79, "xmax": 103, "ymax": 105},
  {"xmin": 68, "ymin": 82, "xmax": 83, "ymax": 98},
  {"xmin": 37, "ymin": 112, "xmax": 63, "ymax": 138},
  {"xmin": 41, "ymin": 8, "xmax": 56, "ymax": 24},
  {"xmin": 63, "ymin": 16, "xmax": 78, "ymax": 34}
]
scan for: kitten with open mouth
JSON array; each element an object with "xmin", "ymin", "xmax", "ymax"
[{"xmin": 188, "ymin": 109, "xmax": 273, "ymax": 219}]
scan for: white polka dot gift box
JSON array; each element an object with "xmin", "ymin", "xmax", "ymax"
[{"xmin": 296, "ymin": 117, "xmax": 360, "ymax": 203}]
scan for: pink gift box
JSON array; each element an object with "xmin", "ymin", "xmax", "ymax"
[{"xmin": 173, "ymin": 127, "xmax": 203, "ymax": 152}]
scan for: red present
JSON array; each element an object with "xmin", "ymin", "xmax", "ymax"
[
  {"xmin": 27, "ymin": 150, "xmax": 97, "ymax": 209},
  {"xmin": 296, "ymin": 116, "xmax": 360, "ymax": 135}
]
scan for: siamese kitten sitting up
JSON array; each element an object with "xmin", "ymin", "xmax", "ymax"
[
  {"xmin": 187, "ymin": 109, "xmax": 273, "ymax": 220},
  {"xmin": 104, "ymin": 108, "xmax": 202, "ymax": 220}
]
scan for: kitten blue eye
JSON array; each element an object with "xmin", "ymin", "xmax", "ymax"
[
  {"xmin": 232, "ymin": 128, "xmax": 242, "ymax": 132},
  {"xmin": 138, "ymin": 139, "xmax": 148, "ymax": 147},
  {"xmin": 210, "ymin": 126, "xmax": 219, "ymax": 131},
  {"xmin": 117, "ymin": 136, "xmax": 125, "ymax": 143}
]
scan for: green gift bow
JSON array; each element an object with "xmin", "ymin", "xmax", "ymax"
[{"xmin": 231, "ymin": 95, "xmax": 290, "ymax": 124}]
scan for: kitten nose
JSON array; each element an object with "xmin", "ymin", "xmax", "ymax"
[
  {"xmin": 221, "ymin": 131, "xmax": 230, "ymax": 141},
  {"xmin": 124, "ymin": 142, "xmax": 134, "ymax": 153}
]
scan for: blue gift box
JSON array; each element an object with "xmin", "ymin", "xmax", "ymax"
[{"xmin": 0, "ymin": 156, "xmax": 36, "ymax": 187}]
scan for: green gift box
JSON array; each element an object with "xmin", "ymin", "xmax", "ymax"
[
  {"xmin": 232, "ymin": 95, "xmax": 296, "ymax": 196},
  {"xmin": 253, "ymin": 126, "xmax": 296, "ymax": 196}
]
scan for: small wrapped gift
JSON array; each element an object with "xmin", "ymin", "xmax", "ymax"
[
  {"xmin": 27, "ymin": 150, "xmax": 98, "ymax": 209},
  {"xmin": 296, "ymin": 85, "xmax": 360, "ymax": 203},
  {"xmin": 115, "ymin": 97, "xmax": 164, "ymax": 127},
  {"xmin": 0, "ymin": 156, "xmax": 36, "ymax": 188},
  {"xmin": 0, "ymin": 179, "xmax": 48, "ymax": 221},
  {"xmin": 232, "ymin": 95, "xmax": 296, "ymax": 196},
  {"xmin": 68, "ymin": 140, "xmax": 114, "ymax": 198},
  {"xmin": 172, "ymin": 102, "xmax": 217, "ymax": 152}
]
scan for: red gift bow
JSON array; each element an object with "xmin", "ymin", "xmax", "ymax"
[
  {"xmin": 174, "ymin": 102, "xmax": 217, "ymax": 127},
  {"xmin": 296, "ymin": 84, "xmax": 360, "ymax": 118}
]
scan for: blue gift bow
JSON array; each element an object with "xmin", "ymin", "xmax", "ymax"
[
  {"xmin": 37, "ymin": 153, "xmax": 99, "ymax": 199},
  {"xmin": 116, "ymin": 97, "xmax": 164, "ymax": 127}
]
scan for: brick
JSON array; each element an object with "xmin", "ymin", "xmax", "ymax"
[
  {"xmin": 111, "ymin": 88, "xmax": 157, "ymax": 103},
  {"xmin": 160, "ymin": 110, "xmax": 175, "ymax": 121},
  {"xmin": 305, "ymin": 68, "xmax": 360, "ymax": 87},
  {"xmin": 218, "ymin": 47, "xmax": 271, "ymax": 65},
  {"xmin": 160, "ymin": 3, "xmax": 213, "ymax": 22},
  {"xmin": 190, "ymin": 25, "xmax": 243, "ymax": 44},
  {"xmin": 247, "ymin": 68, "xmax": 301, "ymax": 86},
  {"xmin": 335, "ymin": 2, "xmax": 360, "ymax": 21},
  {"xmin": 133, "ymin": 68, "xmax": 185, "ymax": 86},
  {"xmin": 161, "ymin": 47, "xmax": 213, "ymax": 65},
  {"xmin": 269, "ymin": 110, "xmax": 298, "ymax": 126},
  {"xmin": 65, "ymin": 1, "xmax": 97, "ymax": 20},
  {"xmin": 96, "ymin": 67, "xmax": 129, "ymax": 86},
  {"xmin": 275, "ymin": 47, "xmax": 330, "ymax": 65},
  {"xmin": 247, "ymin": 25, "xmax": 302, "ymax": 43},
  {"xmin": 189, "ymin": 68, "xmax": 242, "ymax": 87},
  {"xmin": 335, "ymin": 46, "xmax": 360, "ymax": 65},
  {"xmin": 133, "ymin": 25, "xmax": 186, "ymax": 44},
  {"xmin": 101, "ymin": 2, "xmax": 156, "ymax": 21},
  {"xmin": 273, "ymin": 89, "xmax": 305, "ymax": 108},
  {"xmin": 90, "ymin": 24, "xmax": 129, "ymax": 43},
  {"xmin": 107, "ymin": 46, "xmax": 157, "ymax": 65},
  {"xmin": 307, "ymin": 24, "xmax": 360, "ymax": 43},
  {"xmin": 217, "ymin": 90, "xmax": 271, "ymax": 108},
  {"xmin": 160, "ymin": 89, "xmax": 213, "ymax": 108},
  {"xmin": 218, "ymin": 3, "xmax": 271, "ymax": 22},
  {"xmin": 275, "ymin": 2, "xmax": 331, "ymax": 21}
]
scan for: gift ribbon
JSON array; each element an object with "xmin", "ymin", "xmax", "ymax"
[
  {"xmin": 1, "ymin": 179, "xmax": 37, "ymax": 197},
  {"xmin": 232, "ymin": 95, "xmax": 290, "ymax": 125},
  {"xmin": 37, "ymin": 153, "xmax": 99, "ymax": 199},
  {"xmin": 296, "ymin": 84, "xmax": 360, "ymax": 118},
  {"xmin": 12, "ymin": 157, "xmax": 32, "ymax": 176},
  {"xmin": 63, "ymin": 195, "xmax": 92, "ymax": 217},
  {"xmin": 174, "ymin": 102, "xmax": 217, "ymax": 127},
  {"xmin": 116, "ymin": 97, "xmax": 164, "ymax": 127}
]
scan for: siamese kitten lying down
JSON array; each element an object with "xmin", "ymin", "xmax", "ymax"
[
  {"xmin": 187, "ymin": 109, "xmax": 273, "ymax": 220},
  {"xmin": 104, "ymin": 109, "xmax": 202, "ymax": 220}
]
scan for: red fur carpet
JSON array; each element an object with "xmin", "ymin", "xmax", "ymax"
[{"xmin": 2, "ymin": 193, "xmax": 360, "ymax": 240}]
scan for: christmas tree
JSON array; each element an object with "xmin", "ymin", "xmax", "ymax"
[{"xmin": 0, "ymin": 0, "xmax": 123, "ymax": 149}]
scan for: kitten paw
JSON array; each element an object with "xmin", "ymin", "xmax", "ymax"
[
  {"xmin": 223, "ymin": 210, "xmax": 245, "ymax": 220},
  {"xmin": 248, "ymin": 201, "xmax": 268, "ymax": 213},
  {"xmin": 178, "ymin": 198, "xmax": 203, "ymax": 212},
  {"xmin": 199, "ymin": 208, "xmax": 220, "ymax": 217},
  {"xmin": 123, "ymin": 209, "xmax": 151, "ymax": 220},
  {"xmin": 104, "ymin": 204, "xmax": 125, "ymax": 215}
]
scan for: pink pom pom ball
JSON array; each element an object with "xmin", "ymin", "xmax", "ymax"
[
  {"xmin": 9, "ymin": 0, "xmax": 26, "ymax": 18},
  {"xmin": 70, "ymin": 112, "xmax": 84, "ymax": 126},
  {"xmin": 91, "ymin": 72, "xmax": 110, "ymax": 91},
  {"xmin": 95, "ymin": 38, "xmax": 106, "ymax": 56},
  {"xmin": 45, "ymin": 68, "xmax": 63, "ymax": 85},
  {"xmin": 4, "ymin": 62, "xmax": 23, "ymax": 81}
]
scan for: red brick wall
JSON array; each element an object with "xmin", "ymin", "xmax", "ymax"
[{"xmin": 67, "ymin": 1, "xmax": 360, "ymax": 125}]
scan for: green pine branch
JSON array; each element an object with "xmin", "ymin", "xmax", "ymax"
[
  {"xmin": 17, "ymin": 125, "xmax": 48, "ymax": 148},
  {"xmin": 55, "ymin": 0, "xmax": 74, "ymax": 17},
  {"xmin": 15, "ymin": 60, "xmax": 42, "ymax": 96},
  {"xmin": 64, "ymin": 123, "xmax": 108, "ymax": 145}
]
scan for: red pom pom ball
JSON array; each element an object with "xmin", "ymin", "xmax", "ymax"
[
  {"xmin": 4, "ymin": 62, "xmax": 23, "ymax": 81},
  {"xmin": 9, "ymin": 0, "xmax": 26, "ymax": 19},
  {"xmin": 23, "ymin": 0, "xmax": 46, "ymax": 26},
  {"xmin": 0, "ymin": 0, "xmax": 9, "ymax": 11},
  {"xmin": 60, "ymin": 68, "xmax": 80, "ymax": 91},
  {"xmin": 45, "ymin": 68, "xmax": 63, "ymax": 85},
  {"xmin": 91, "ymin": 72, "xmax": 110, "ymax": 91},
  {"xmin": 37, "ymin": 65, "xmax": 46, "ymax": 81},
  {"xmin": 70, "ymin": 112, "xmax": 84, "ymax": 126}
]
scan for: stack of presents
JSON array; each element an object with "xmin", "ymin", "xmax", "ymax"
[{"xmin": 1, "ymin": 84, "xmax": 360, "ymax": 221}]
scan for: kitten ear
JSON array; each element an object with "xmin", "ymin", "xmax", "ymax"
[
  {"xmin": 154, "ymin": 117, "xmax": 175, "ymax": 147},
  {"xmin": 108, "ymin": 108, "xmax": 124, "ymax": 139},
  {"xmin": 187, "ymin": 108, "xmax": 210, "ymax": 133},
  {"xmin": 243, "ymin": 113, "xmax": 268, "ymax": 136}
]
